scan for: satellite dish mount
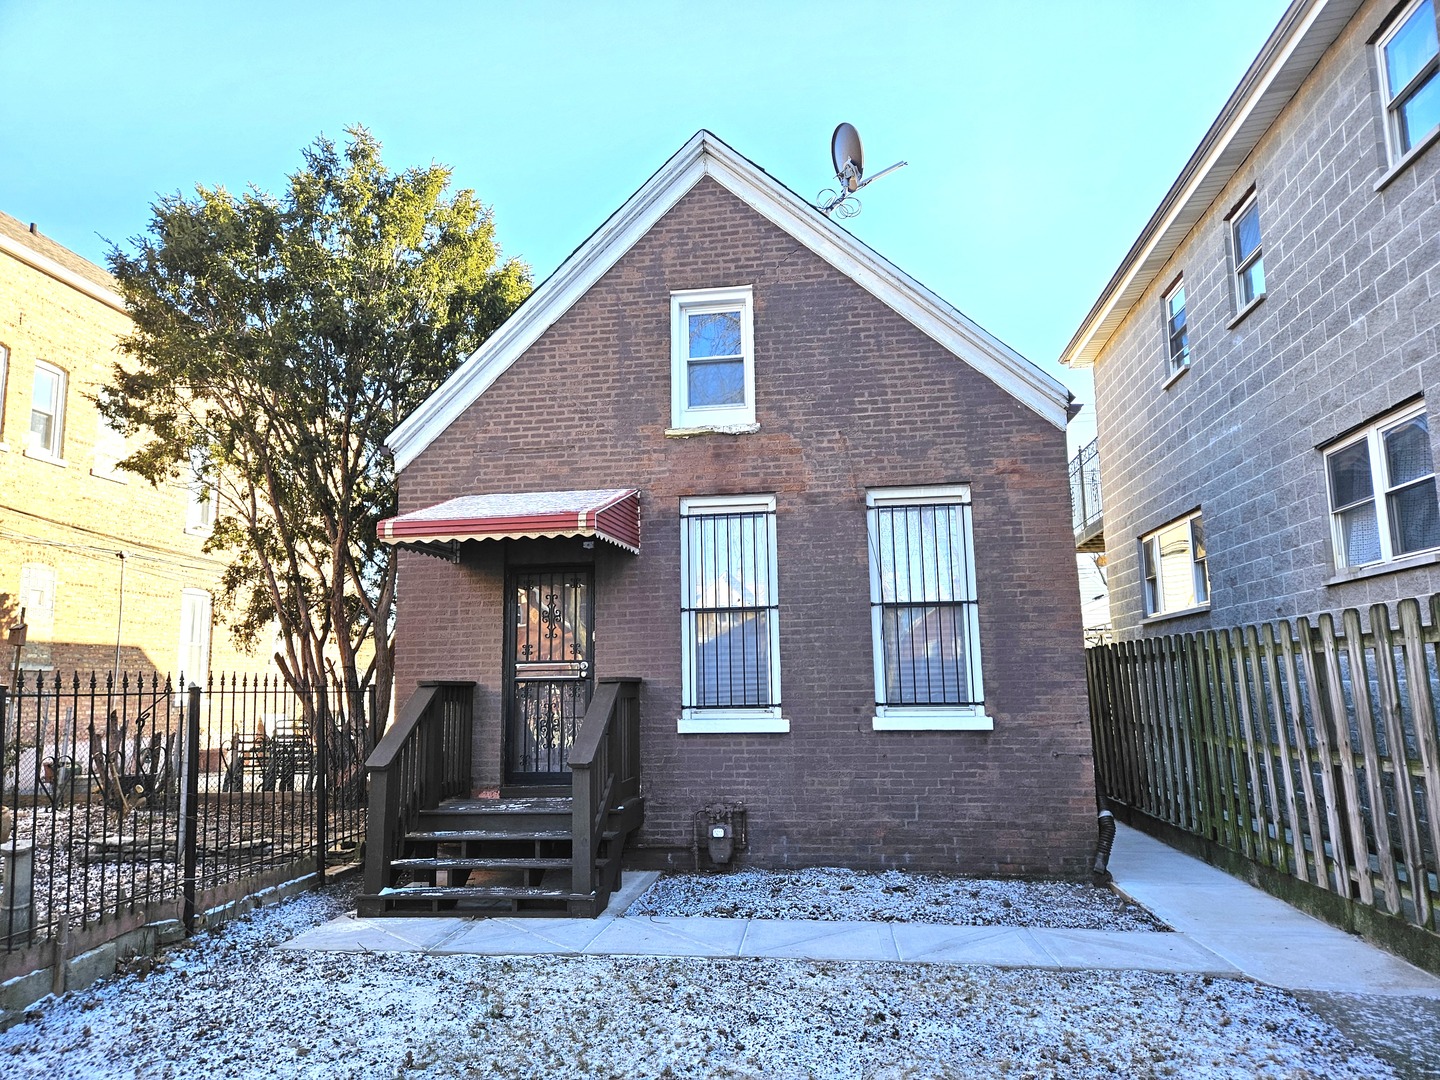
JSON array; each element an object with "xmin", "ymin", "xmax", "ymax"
[{"xmin": 818, "ymin": 123, "xmax": 907, "ymax": 219}]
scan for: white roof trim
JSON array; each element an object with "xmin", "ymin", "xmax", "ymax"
[
  {"xmin": 388, "ymin": 131, "xmax": 1069, "ymax": 471},
  {"xmin": 0, "ymin": 230, "xmax": 126, "ymax": 314},
  {"xmin": 1060, "ymin": 0, "xmax": 1362, "ymax": 369}
]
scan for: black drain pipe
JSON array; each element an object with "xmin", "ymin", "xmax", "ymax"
[{"xmin": 1092, "ymin": 808, "xmax": 1116, "ymax": 886}]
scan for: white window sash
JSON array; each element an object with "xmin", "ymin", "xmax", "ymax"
[
  {"xmin": 1326, "ymin": 404, "xmax": 1439, "ymax": 568},
  {"xmin": 670, "ymin": 286, "xmax": 755, "ymax": 429},
  {"xmin": 865, "ymin": 485, "xmax": 990, "ymax": 729},
  {"xmin": 678, "ymin": 493, "xmax": 782, "ymax": 729}
]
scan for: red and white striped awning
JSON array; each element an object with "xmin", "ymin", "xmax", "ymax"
[{"xmin": 377, "ymin": 488, "xmax": 641, "ymax": 555}]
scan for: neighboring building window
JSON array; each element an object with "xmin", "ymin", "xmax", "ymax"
[
  {"xmin": 1230, "ymin": 195, "xmax": 1265, "ymax": 309},
  {"xmin": 1379, "ymin": 0, "xmax": 1440, "ymax": 160},
  {"xmin": 92, "ymin": 393, "xmax": 127, "ymax": 480},
  {"xmin": 178, "ymin": 588, "xmax": 213, "ymax": 689},
  {"xmin": 1325, "ymin": 404, "xmax": 1440, "ymax": 569},
  {"xmin": 17, "ymin": 563, "xmax": 57, "ymax": 640},
  {"xmin": 670, "ymin": 286, "xmax": 755, "ymax": 429},
  {"xmin": 28, "ymin": 361, "xmax": 66, "ymax": 458},
  {"xmin": 678, "ymin": 494, "xmax": 783, "ymax": 731},
  {"xmin": 185, "ymin": 447, "xmax": 218, "ymax": 534},
  {"xmin": 1164, "ymin": 279, "xmax": 1190, "ymax": 375},
  {"xmin": 866, "ymin": 486, "xmax": 989, "ymax": 730},
  {"xmin": 1141, "ymin": 512, "xmax": 1210, "ymax": 617},
  {"xmin": 0, "ymin": 343, "xmax": 9, "ymax": 442}
]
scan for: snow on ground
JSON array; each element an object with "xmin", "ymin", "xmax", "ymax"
[
  {"xmin": 0, "ymin": 874, "xmax": 1398, "ymax": 1079},
  {"xmin": 626, "ymin": 867, "xmax": 1167, "ymax": 931}
]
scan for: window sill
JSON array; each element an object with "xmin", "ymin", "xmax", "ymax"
[
  {"xmin": 677, "ymin": 712, "xmax": 789, "ymax": 734},
  {"xmin": 872, "ymin": 710, "xmax": 994, "ymax": 732},
  {"xmin": 1326, "ymin": 548, "xmax": 1440, "ymax": 586},
  {"xmin": 90, "ymin": 467, "xmax": 128, "ymax": 484},
  {"xmin": 1143, "ymin": 603, "xmax": 1210, "ymax": 624},
  {"xmin": 23, "ymin": 446, "xmax": 67, "ymax": 467},
  {"xmin": 1162, "ymin": 364, "xmax": 1190, "ymax": 391},
  {"xmin": 665, "ymin": 422, "xmax": 761, "ymax": 438},
  {"xmin": 1227, "ymin": 295, "xmax": 1265, "ymax": 330},
  {"xmin": 1374, "ymin": 124, "xmax": 1440, "ymax": 193}
]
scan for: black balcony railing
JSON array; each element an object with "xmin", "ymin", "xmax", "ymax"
[{"xmin": 1069, "ymin": 438, "xmax": 1103, "ymax": 544}]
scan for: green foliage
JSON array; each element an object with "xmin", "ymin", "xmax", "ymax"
[{"xmin": 102, "ymin": 126, "xmax": 530, "ymax": 712}]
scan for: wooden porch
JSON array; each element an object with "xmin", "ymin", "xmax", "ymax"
[{"xmin": 358, "ymin": 677, "xmax": 642, "ymax": 918}]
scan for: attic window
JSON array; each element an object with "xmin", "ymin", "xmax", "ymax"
[{"xmin": 670, "ymin": 286, "xmax": 755, "ymax": 430}]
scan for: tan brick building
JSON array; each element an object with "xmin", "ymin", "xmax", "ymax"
[{"xmin": 0, "ymin": 211, "xmax": 265, "ymax": 682}]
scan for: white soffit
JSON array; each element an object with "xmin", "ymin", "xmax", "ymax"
[
  {"xmin": 387, "ymin": 131, "xmax": 1071, "ymax": 471},
  {"xmin": 1059, "ymin": 0, "xmax": 1363, "ymax": 370}
]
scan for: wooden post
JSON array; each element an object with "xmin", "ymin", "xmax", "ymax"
[
  {"xmin": 1342, "ymin": 607, "xmax": 1402, "ymax": 915},
  {"xmin": 1258, "ymin": 623, "xmax": 1306, "ymax": 880},
  {"xmin": 1276, "ymin": 621, "xmax": 1326, "ymax": 889},
  {"xmin": 1401, "ymin": 598, "xmax": 1440, "ymax": 918},
  {"xmin": 1294, "ymin": 615, "xmax": 1351, "ymax": 897},
  {"xmin": 1312, "ymin": 614, "xmax": 1369, "ymax": 902},
  {"xmin": 1370, "ymin": 603, "xmax": 1429, "ymax": 928}
]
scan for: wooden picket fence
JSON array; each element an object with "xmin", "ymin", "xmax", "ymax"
[{"xmin": 1087, "ymin": 595, "xmax": 1440, "ymax": 938}]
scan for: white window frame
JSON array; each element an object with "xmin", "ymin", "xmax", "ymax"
[
  {"xmin": 1164, "ymin": 278, "xmax": 1190, "ymax": 378},
  {"xmin": 177, "ymin": 588, "xmax": 213, "ymax": 691},
  {"xmin": 1378, "ymin": 0, "xmax": 1440, "ymax": 163},
  {"xmin": 678, "ymin": 493, "xmax": 785, "ymax": 733},
  {"xmin": 1325, "ymin": 403, "xmax": 1440, "ymax": 569},
  {"xmin": 184, "ymin": 447, "xmax": 218, "ymax": 535},
  {"xmin": 1228, "ymin": 195, "xmax": 1265, "ymax": 312},
  {"xmin": 27, "ymin": 361, "xmax": 67, "ymax": 461},
  {"xmin": 669, "ymin": 286, "xmax": 756, "ymax": 431},
  {"xmin": 1141, "ymin": 511, "xmax": 1210, "ymax": 618},
  {"xmin": 866, "ymin": 485, "xmax": 991, "ymax": 731}
]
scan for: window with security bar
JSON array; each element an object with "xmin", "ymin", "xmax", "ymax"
[
  {"xmin": 679, "ymin": 494, "xmax": 782, "ymax": 730},
  {"xmin": 866, "ymin": 486, "xmax": 990, "ymax": 731}
]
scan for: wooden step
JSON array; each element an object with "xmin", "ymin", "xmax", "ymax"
[
  {"xmin": 389, "ymin": 856, "xmax": 576, "ymax": 872},
  {"xmin": 404, "ymin": 828, "xmax": 573, "ymax": 844},
  {"xmin": 360, "ymin": 884, "xmax": 602, "ymax": 918}
]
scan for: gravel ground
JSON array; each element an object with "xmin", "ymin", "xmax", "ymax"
[
  {"xmin": 626, "ymin": 867, "xmax": 1168, "ymax": 931},
  {"xmin": 6, "ymin": 801, "xmax": 362, "ymax": 938},
  {"xmin": 0, "ymin": 875, "xmax": 1400, "ymax": 1078}
]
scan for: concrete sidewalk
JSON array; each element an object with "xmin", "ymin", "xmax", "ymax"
[{"xmin": 283, "ymin": 823, "xmax": 1440, "ymax": 998}]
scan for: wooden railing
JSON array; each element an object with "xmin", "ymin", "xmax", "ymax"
[
  {"xmin": 1088, "ymin": 596, "xmax": 1440, "ymax": 943},
  {"xmin": 569, "ymin": 678, "xmax": 640, "ymax": 898},
  {"xmin": 362, "ymin": 681, "xmax": 474, "ymax": 898}
]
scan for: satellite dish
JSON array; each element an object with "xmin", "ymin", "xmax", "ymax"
[
  {"xmin": 831, "ymin": 123, "xmax": 864, "ymax": 193},
  {"xmin": 818, "ymin": 123, "xmax": 908, "ymax": 218}
]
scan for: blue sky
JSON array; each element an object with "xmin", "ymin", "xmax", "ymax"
[{"xmin": 0, "ymin": 1, "xmax": 1288, "ymax": 448}]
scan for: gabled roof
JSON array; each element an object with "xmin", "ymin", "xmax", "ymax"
[
  {"xmin": 0, "ymin": 210, "xmax": 125, "ymax": 313},
  {"xmin": 387, "ymin": 130, "xmax": 1071, "ymax": 471},
  {"xmin": 1059, "ymin": 0, "xmax": 1363, "ymax": 369}
]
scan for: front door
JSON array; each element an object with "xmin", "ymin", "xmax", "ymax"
[{"xmin": 504, "ymin": 567, "xmax": 594, "ymax": 785}]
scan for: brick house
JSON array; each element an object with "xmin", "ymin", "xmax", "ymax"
[
  {"xmin": 1062, "ymin": 0, "xmax": 1440, "ymax": 636},
  {"xmin": 366, "ymin": 131, "xmax": 1093, "ymax": 913},
  {"xmin": 0, "ymin": 211, "xmax": 262, "ymax": 680}
]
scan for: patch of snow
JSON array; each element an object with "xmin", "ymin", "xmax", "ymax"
[{"xmin": 626, "ymin": 867, "xmax": 1168, "ymax": 930}]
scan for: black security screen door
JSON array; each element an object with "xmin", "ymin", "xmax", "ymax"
[{"xmin": 504, "ymin": 568, "xmax": 594, "ymax": 785}]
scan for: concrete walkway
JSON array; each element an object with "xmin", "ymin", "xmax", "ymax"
[{"xmin": 283, "ymin": 823, "xmax": 1440, "ymax": 998}]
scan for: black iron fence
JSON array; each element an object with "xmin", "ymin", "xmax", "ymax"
[{"xmin": 0, "ymin": 671, "xmax": 374, "ymax": 957}]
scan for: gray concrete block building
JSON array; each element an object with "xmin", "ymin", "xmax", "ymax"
[{"xmin": 1063, "ymin": 0, "xmax": 1440, "ymax": 635}]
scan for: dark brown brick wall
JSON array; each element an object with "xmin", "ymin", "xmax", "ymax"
[{"xmin": 395, "ymin": 177, "xmax": 1095, "ymax": 875}]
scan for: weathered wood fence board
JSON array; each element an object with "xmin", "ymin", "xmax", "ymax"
[{"xmin": 1088, "ymin": 593, "xmax": 1440, "ymax": 939}]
